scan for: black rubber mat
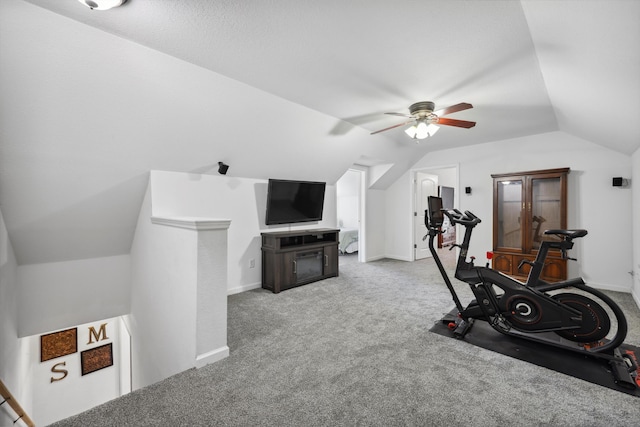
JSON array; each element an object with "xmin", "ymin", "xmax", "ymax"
[{"xmin": 430, "ymin": 309, "xmax": 640, "ymax": 397}]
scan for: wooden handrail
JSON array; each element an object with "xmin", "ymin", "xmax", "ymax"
[{"xmin": 0, "ymin": 379, "xmax": 35, "ymax": 427}]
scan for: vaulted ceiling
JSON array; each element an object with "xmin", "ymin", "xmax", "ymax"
[{"xmin": 1, "ymin": 0, "xmax": 639, "ymax": 265}]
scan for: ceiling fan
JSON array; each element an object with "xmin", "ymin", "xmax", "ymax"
[{"xmin": 371, "ymin": 101, "xmax": 475, "ymax": 141}]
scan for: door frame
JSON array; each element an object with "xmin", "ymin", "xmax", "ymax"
[
  {"xmin": 352, "ymin": 167, "xmax": 366, "ymax": 263},
  {"xmin": 411, "ymin": 164, "xmax": 460, "ymax": 261}
]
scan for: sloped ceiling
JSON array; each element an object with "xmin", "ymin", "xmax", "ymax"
[{"xmin": 1, "ymin": 0, "xmax": 639, "ymax": 265}]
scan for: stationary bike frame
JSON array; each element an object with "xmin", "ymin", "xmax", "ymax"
[{"xmin": 426, "ymin": 198, "xmax": 630, "ymax": 360}]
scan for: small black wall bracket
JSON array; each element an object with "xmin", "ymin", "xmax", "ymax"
[{"xmin": 612, "ymin": 177, "xmax": 630, "ymax": 188}]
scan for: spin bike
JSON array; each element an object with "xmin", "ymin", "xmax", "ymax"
[{"xmin": 425, "ymin": 196, "xmax": 637, "ymax": 389}]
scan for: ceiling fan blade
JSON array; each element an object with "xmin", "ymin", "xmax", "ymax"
[
  {"xmin": 437, "ymin": 117, "xmax": 476, "ymax": 129},
  {"xmin": 384, "ymin": 112, "xmax": 413, "ymax": 118},
  {"xmin": 370, "ymin": 120, "xmax": 415, "ymax": 135},
  {"xmin": 434, "ymin": 102, "xmax": 473, "ymax": 116}
]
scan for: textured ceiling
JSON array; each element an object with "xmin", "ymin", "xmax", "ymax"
[
  {"xmin": 19, "ymin": 0, "xmax": 640, "ymax": 154},
  {"xmin": 1, "ymin": 0, "xmax": 639, "ymax": 265}
]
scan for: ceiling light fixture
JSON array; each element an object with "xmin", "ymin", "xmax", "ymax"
[
  {"xmin": 77, "ymin": 0, "xmax": 127, "ymax": 10},
  {"xmin": 404, "ymin": 119, "xmax": 439, "ymax": 141}
]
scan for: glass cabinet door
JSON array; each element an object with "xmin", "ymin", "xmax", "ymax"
[
  {"xmin": 495, "ymin": 179, "xmax": 523, "ymax": 250},
  {"xmin": 492, "ymin": 168, "xmax": 569, "ymax": 281},
  {"xmin": 530, "ymin": 176, "xmax": 564, "ymax": 251}
]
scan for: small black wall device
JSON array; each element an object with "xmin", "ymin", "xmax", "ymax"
[
  {"xmin": 612, "ymin": 177, "xmax": 629, "ymax": 187},
  {"xmin": 218, "ymin": 162, "xmax": 229, "ymax": 175}
]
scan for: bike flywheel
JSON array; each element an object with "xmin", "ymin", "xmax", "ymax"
[{"xmin": 552, "ymin": 293, "xmax": 611, "ymax": 343}]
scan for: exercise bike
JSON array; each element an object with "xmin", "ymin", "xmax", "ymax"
[{"xmin": 425, "ymin": 196, "xmax": 638, "ymax": 389}]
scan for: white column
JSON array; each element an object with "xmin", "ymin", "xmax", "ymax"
[{"xmin": 150, "ymin": 216, "xmax": 231, "ymax": 368}]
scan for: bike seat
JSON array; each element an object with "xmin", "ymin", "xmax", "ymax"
[{"xmin": 543, "ymin": 229, "xmax": 587, "ymax": 239}]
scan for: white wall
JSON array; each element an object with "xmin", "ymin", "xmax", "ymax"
[
  {"xmin": 385, "ymin": 175, "xmax": 412, "ymax": 261},
  {"xmin": 632, "ymin": 147, "xmax": 640, "ymax": 305},
  {"xmin": 17, "ymin": 255, "xmax": 131, "ymax": 337},
  {"xmin": 386, "ymin": 131, "xmax": 633, "ymax": 292},
  {"xmin": 129, "ymin": 186, "xmax": 198, "ymax": 389},
  {"xmin": 129, "ymin": 171, "xmax": 242, "ymax": 389},
  {"xmin": 337, "ymin": 170, "xmax": 360, "ymax": 229},
  {"xmin": 0, "ymin": 209, "xmax": 32, "ymax": 426},
  {"xmin": 194, "ymin": 226, "xmax": 229, "ymax": 366},
  {"xmin": 149, "ymin": 170, "xmax": 338, "ymax": 294},
  {"xmin": 365, "ymin": 189, "xmax": 387, "ymax": 261}
]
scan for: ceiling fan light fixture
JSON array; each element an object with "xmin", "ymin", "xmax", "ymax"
[
  {"xmin": 427, "ymin": 123, "xmax": 440, "ymax": 137},
  {"xmin": 371, "ymin": 101, "xmax": 474, "ymax": 140},
  {"xmin": 415, "ymin": 121, "xmax": 430, "ymax": 139},
  {"xmin": 77, "ymin": 0, "xmax": 127, "ymax": 10},
  {"xmin": 405, "ymin": 121, "xmax": 439, "ymax": 140},
  {"xmin": 404, "ymin": 124, "xmax": 418, "ymax": 139}
]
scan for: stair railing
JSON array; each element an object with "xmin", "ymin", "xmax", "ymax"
[{"xmin": 0, "ymin": 379, "xmax": 35, "ymax": 427}]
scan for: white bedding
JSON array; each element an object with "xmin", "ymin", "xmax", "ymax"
[{"xmin": 339, "ymin": 228, "xmax": 358, "ymax": 253}]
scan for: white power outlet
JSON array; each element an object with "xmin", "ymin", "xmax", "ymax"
[{"xmin": 249, "ymin": 259, "xmax": 255, "ymax": 268}]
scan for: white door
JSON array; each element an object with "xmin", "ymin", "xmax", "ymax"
[{"xmin": 414, "ymin": 172, "xmax": 438, "ymax": 259}]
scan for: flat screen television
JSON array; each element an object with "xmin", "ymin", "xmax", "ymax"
[{"xmin": 265, "ymin": 179, "xmax": 326, "ymax": 225}]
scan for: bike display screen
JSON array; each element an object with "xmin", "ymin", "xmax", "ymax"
[{"xmin": 427, "ymin": 196, "xmax": 444, "ymax": 228}]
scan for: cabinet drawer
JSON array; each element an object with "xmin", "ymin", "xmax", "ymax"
[
  {"xmin": 540, "ymin": 257, "xmax": 566, "ymax": 282},
  {"xmin": 492, "ymin": 253, "xmax": 513, "ymax": 276}
]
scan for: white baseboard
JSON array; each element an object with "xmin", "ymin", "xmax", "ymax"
[
  {"xmin": 585, "ymin": 281, "xmax": 631, "ymax": 293},
  {"xmin": 227, "ymin": 282, "xmax": 261, "ymax": 295},
  {"xmin": 195, "ymin": 346, "xmax": 229, "ymax": 368},
  {"xmin": 383, "ymin": 255, "xmax": 412, "ymax": 262}
]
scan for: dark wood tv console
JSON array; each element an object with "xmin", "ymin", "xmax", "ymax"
[{"xmin": 261, "ymin": 228, "xmax": 339, "ymax": 293}]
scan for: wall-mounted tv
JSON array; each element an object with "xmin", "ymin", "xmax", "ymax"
[{"xmin": 265, "ymin": 179, "xmax": 326, "ymax": 225}]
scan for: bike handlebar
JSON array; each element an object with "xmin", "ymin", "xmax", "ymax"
[{"xmin": 442, "ymin": 209, "xmax": 482, "ymax": 227}]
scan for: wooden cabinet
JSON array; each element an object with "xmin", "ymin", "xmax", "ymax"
[
  {"xmin": 261, "ymin": 229, "xmax": 339, "ymax": 293},
  {"xmin": 491, "ymin": 168, "xmax": 569, "ymax": 282}
]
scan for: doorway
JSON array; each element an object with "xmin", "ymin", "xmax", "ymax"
[
  {"xmin": 414, "ymin": 172, "xmax": 438, "ymax": 260},
  {"xmin": 336, "ymin": 168, "xmax": 366, "ymax": 262}
]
